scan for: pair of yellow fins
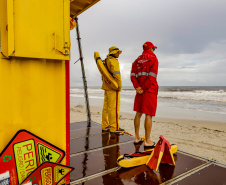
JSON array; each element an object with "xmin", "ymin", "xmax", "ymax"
[{"xmin": 117, "ymin": 136, "xmax": 177, "ymax": 171}]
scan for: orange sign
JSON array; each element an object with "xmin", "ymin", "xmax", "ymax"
[
  {"xmin": 0, "ymin": 130, "xmax": 65, "ymax": 185},
  {"xmin": 21, "ymin": 162, "xmax": 74, "ymax": 185}
]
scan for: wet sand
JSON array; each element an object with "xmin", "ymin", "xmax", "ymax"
[{"xmin": 70, "ymin": 105, "xmax": 226, "ymax": 164}]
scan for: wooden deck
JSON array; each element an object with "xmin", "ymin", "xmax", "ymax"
[{"xmin": 69, "ymin": 121, "xmax": 226, "ymax": 185}]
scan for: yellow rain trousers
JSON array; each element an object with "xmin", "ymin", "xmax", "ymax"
[{"xmin": 102, "ymin": 90, "xmax": 120, "ymax": 132}]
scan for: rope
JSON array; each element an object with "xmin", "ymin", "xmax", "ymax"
[
  {"xmin": 120, "ymin": 157, "xmax": 134, "ymax": 168},
  {"xmin": 119, "ymin": 131, "xmax": 145, "ymax": 141},
  {"xmin": 119, "ymin": 130, "xmax": 134, "ymax": 136}
]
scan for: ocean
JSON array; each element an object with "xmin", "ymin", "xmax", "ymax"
[{"xmin": 70, "ymin": 86, "xmax": 226, "ymax": 123}]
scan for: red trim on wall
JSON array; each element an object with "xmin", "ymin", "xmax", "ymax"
[
  {"xmin": 65, "ymin": 60, "xmax": 70, "ymax": 184},
  {"xmin": 116, "ymin": 91, "xmax": 119, "ymax": 130}
]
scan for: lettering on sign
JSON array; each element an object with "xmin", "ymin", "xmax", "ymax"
[
  {"xmin": 41, "ymin": 167, "xmax": 52, "ymax": 185},
  {"xmin": 13, "ymin": 139, "xmax": 38, "ymax": 184}
]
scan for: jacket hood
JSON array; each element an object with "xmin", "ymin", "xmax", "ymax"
[
  {"xmin": 135, "ymin": 50, "xmax": 156, "ymax": 64},
  {"xmin": 142, "ymin": 49, "xmax": 156, "ymax": 57}
]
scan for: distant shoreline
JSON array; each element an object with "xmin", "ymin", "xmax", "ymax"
[{"xmin": 70, "ymin": 86, "xmax": 226, "ymax": 123}]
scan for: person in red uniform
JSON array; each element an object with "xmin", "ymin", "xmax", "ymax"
[{"xmin": 130, "ymin": 41, "xmax": 158, "ymax": 148}]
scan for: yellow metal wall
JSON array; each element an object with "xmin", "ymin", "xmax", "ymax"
[
  {"xmin": 1, "ymin": 0, "xmax": 70, "ymax": 60},
  {"xmin": 0, "ymin": 0, "xmax": 70, "ymax": 166},
  {"xmin": 0, "ymin": 57, "xmax": 67, "ymax": 164}
]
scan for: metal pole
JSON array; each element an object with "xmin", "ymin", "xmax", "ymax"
[{"xmin": 75, "ymin": 17, "xmax": 91, "ymax": 127}]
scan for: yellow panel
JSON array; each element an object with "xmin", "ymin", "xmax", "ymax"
[
  {"xmin": 7, "ymin": 0, "xmax": 14, "ymax": 56},
  {"xmin": 0, "ymin": 0, "xmax": 9, "ymax": 58},
  {"xmin": 0, "ymin": 57, "xmax": 66, "ymax": 165},
  {"xmin": 1, "ymin": 0, "xmax": 70, "ymax": 60},
  {"xmin": 0, "ymin": 0, "xmax": 71, "ymax": 172},
  {"xmin": 64, "ymin": 0, "xmax": 70, "ymax": 55}
]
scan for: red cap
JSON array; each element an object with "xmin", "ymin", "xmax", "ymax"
[{"xmin": 143, "ymin": 42, "xmax": 157, "ymax": 50}]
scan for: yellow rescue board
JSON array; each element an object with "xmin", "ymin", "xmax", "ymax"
[
  {"xmin": 117, "ymin": 144, "xmax": 177, "ymax": 168},
  {"xmin": 94, "ymin": 52, "xmax": 118, "ymax": 90}
]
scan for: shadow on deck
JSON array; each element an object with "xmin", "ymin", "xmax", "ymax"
[{"xmin": 69, "ymin": 121, "xmax": 226, "ymax": 185}]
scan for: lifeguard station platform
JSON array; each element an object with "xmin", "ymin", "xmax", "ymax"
[
  {"xmin": 1, "ymin": 0, "xmax": 226, "ymax": 184},
  {"xmin": 69, "ymin": 121, "xmax": 226, "ymax": 185}
]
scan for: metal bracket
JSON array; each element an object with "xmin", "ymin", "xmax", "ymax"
[{"xmin": 53, "ymin": 32, "xmax": 70, "ymax": 56}]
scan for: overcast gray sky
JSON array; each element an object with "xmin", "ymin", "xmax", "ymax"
[{"xmin": 70, "ymin": 0, "xmax": 226, "ymax": 87}]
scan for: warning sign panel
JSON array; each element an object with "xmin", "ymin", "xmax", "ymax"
[
  {"xmin": 0, "ymin": 130, "xmax": 65, "ymax": 185},
  {"xmin": 37, "ymin": 143, "xmax": 61, "ymax": 164},
  {"xmin": 41, "ymin": 167, "xmax": 52, "ymax": 185},
  {"xmin": 54, "ymin": 166, "xmax": 72, "ymax": 182},
  {"xmin": 13, "ymin": 140, "xmax": 38, "ymax": 184},
  {"xmin": 21, "ymin": 162, "xmax": 74, "ymax": 185}
]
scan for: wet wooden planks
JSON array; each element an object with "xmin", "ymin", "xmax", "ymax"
[
  {"xmin": 70, "ymin": 121, "xmax": 226, "ymax": 185},
  {"xmin": 73, "ymin": 152, "xmax": 207, "ymax": 184}
]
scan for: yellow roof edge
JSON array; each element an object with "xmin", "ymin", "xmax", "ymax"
[{"xmin": 70, "ymin": 0, "xmax": 100, "ymax": 18}]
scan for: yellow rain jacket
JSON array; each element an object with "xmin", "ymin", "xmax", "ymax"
[
  {"xmin": 101, "ymin": 54, "xmax": 122, "ymax": 132},
  {"xmin": 101, "ymin": 55, "xmax": 122, "ymax": 91}
]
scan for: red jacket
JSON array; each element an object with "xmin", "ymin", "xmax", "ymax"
[{"xmin": 130, "ymin": 50, "xmax": 158, "ymax": 94}]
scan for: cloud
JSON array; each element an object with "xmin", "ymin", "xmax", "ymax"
[{"xmin": 70, "ymin": 0, "xmax": 226, "ymax": 86}]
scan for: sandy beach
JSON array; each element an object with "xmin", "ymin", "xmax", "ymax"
[{"xmin": 70, "ymin": 104, "xmax": 226, "ymax": 164}]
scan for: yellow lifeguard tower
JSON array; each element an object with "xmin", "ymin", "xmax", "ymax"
[{"xmin": 0, "ymin": 0, "xmax": 99, "ymax": 184}]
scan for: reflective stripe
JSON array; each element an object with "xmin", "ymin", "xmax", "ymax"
[
  {"xmin": 142, "ymin": 72, "xmax": 147, "ymax": 76},
  {"xmin": 137, "ymin": 72, "xmax": 147, "ymax": 77},
  {"xmin": 132, "ymin": 72, "xmax": 157, "ymax": 78},
  {"xmin": 113, "ymin": 71, "xmax": 120, "ymax": 75},
  {"xmin": 149, "ymin": 72, "xmax": 157, "ymax": 78}
]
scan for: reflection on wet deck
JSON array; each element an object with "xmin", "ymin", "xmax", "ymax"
[
  {"xmin": 70, "ymin": 131, "xmax": 134, "ymax": 154},
  {"xmin": 70, "ymin": 142, "xmax": 134, "ymax": 181},
  {"xmin": 70, "ymin": 121, "xmax": 226, "ymax": 184}
]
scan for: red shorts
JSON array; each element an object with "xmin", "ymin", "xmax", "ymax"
[{"xmin": 133, "ymin": 91, "xmax": 157, "ymax": 116}]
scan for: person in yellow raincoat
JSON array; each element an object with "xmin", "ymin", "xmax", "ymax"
[{"xmin": 102, "ymin": 46, "xmax": 124, "ymax": 133}]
